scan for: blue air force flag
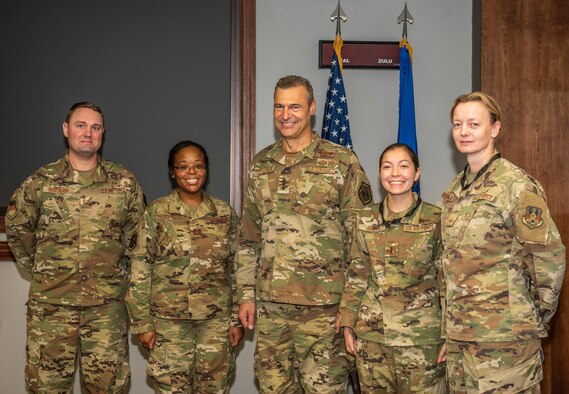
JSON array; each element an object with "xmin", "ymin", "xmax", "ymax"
[{"xmin": 397, "ymin": 37, "xmax": 420, "ymax": 194}]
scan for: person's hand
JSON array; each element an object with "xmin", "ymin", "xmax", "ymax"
[
  {"xmin": 228, "ymin": 326, "xmax": 245, "ymax": 347},
  {"xmin": 137, "ymin": 331, "xmax": 156, "ymax": 350},
  {"xmin": 239, "ymin": 303, "xmax": 256, "ymax": 330},
  {"xmin": 343, "ymin": 327, "xmax": 357, "ymax": 355},
  {"xmin": 437, "ymin": 343, "xmax": 447, "ymax": 363}
]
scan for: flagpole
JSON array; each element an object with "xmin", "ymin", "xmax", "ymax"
[
  {"xmin": 321, "ymin": 0, "xmax": 354, "ymax": 150},
  {"xmin": 396, "ymin": 3, "xmax": 420, "ymax": 194}
]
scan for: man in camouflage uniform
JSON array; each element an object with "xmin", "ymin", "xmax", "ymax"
[
  {"xmin": 236, "ymin": 75, "xmax": 373, "ymax": 393},
  {"xmin": 6, "ymin": 102, "xmax": 145, "ymax": 393},
  {"xmin": 441, "ymin": 92, "xmax": 566, "ymax": 393}
]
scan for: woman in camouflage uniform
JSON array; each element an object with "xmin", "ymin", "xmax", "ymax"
[
  {"xmin": 439, "ymin": 92, "xmax": 565, "ymax": 393},
  {"xmin": 126, "ymin": 140, "xmax": 244, "ymax": 393},
  {"xmin": 339, "ymin": 143, "xmax": 446, "ymax": 393}
]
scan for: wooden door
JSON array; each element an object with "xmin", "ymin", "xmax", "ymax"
[{"xmin": 481, "ymin": 1, "xmax": 569, "ymax": 392}]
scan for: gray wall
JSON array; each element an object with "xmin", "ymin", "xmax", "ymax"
[
  {"xmin": 1, "ymin": 1, "xmax": 231, "ymax": 204},
  {"xmin": 0, "ymin": 1, "xmax": 472, "ymax": 392},
  {"xmin": 256, "ymin": 0, "xmax": 471, "ymax": 204},
  {"xmin": 232, "ymin": 1, "xmax": 473, "ymax": 392},
  {"xmin": 0, "ymin": 1, "xmax": 231, "ymax": 393}
]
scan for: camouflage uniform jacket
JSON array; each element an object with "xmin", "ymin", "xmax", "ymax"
[
  {"xmin": 339, "ymin": 195, "xmax": 444, "ymax": 346},
  {"xmin": 6, "ymin": 153, "xmax": 145, "ymax": 306},
  {"xmin": 236, "ymin": 132, "xmax": 373, "ymax": 306},
  {"xmin": 126, "ymin": 190, "xmax": 240, "ymax": 334},
  {"xmin": 441, "ymin": 155, "xmax": 566, "ymax": 342}
]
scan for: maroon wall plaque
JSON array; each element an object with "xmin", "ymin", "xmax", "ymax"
[{"xmin": 319, "ymin": 40, "xmax": 400, "ymax": 69}]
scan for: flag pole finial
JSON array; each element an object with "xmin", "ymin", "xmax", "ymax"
[
  {"xmin": 396, "ymin": 2, "xmax": 414, "ymax": 39},
  {"xmin": 330, "ymin": 0, "xmax": 347, "ymax": 36}
]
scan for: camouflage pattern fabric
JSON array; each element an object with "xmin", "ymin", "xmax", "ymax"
[
  {"xmin": 148, "ymin": 316, "xmax": 236, "ymax": 394},
  {"xmin": 340, "ymin": 195, "xmax": 445, "ymax": 346},
  {"xmin": 236, "ymin": 132, "xmax": 372, "ymax": 306},
  {"xmin": 255, "ymin": 302, "xmax": 351, "ymax": 394},
  {"xmin": 236, "ymin": 132, "xmax": 371, "ymax": 391},
  {"xmin": 441, "ymin": 155, "xmax": 566, "ymax": 343},
  {"xmin": 6, "ymin": 153, "xmax": 145, "ymax": 306},
  {"xmin": 6, "ymin": 153, "xmax": 143, "ymax": 393},
  {"xmin": 25, "ymin": 299, "xmax": 130, "ymax": 393},
  {"xmin": 446, "ymin": 339, "xmax": 542, "ymax": 393},
  {"xmin": 356, "ymin": 338, "xmax": 446, "ymax": 393},
  {"xmin": 126, "ymin": 190, "xmax": 240, "ymax": 334}
]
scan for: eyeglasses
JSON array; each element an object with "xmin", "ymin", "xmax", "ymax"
[{"xmin": 173, "ymin": 163, "xmax": 206, "ymax": 173}]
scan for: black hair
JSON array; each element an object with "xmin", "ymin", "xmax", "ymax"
[{"xmin": 168, "ymin": 140, "xmax": 209, "ymax": 171}]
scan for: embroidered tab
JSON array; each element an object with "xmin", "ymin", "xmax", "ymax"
[
  {"xmin": 46, "ymin": 187, "xmax": 70, "ymax": 193},
  {"xmin": 474, "ymin": 193, "xmax": 496, "ymax": 202},
  {"xmin": 404, "ymin": 223, "xmax": 436, "ymax": 233},
  {"xmin": 442, "ymin": 191, "xmax": 456, "ymax": 202}
]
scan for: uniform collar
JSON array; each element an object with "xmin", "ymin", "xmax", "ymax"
[
  {"xmin": 266, "ymin": 132, "xmax": 320, "ymax": 166},
  {"xmin": 460, "ymin": 150, "xmax": 501, "ymax": 191},
  {"xmin": 379, "ymin": 193, "xmax": 422, "ymax": 226},
  {"xmin": 59, "ymin": 151, "xmax": 107, "ymax": 184},
  {"xmin": 171, "ymin": 189, "xmax": 217, "ymax": 218}
]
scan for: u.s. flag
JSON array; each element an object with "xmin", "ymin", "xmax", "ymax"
[{"xmin": 321, "ymin": 34, "xmax": 353, "ymax": 149}]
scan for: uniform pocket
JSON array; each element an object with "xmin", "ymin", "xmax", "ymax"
[
  {"xmin": 147, "ymin": 336, "xmax": 172, "ymax": 387},
  {"xmin": 464, "ymin": 348, "xmax": 542, "ymax": 393},
  {"xmin": 292, "ymin": 167, "xmax": 339, "ymax": 222}
]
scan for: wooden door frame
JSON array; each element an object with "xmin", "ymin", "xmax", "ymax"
[
  {"xmin": 479, "ymin": 1, "xmax": 569, "ymax": 392},
  {"xmin": 230, "ymin": 0, "xmax": 256, "ymax": 214}
]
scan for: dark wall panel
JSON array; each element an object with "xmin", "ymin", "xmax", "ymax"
[
  {"xmin": 481, "ymin": 1, "xmax": 569, "ymax": 392},
  {"xmin": 1, "ymin": 1, "xmax": 231, "ymax": 204}
]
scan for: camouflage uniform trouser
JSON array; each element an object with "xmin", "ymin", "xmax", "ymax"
[
  {"xmin": 255, "ymin": 301, "xmax": 352, "ymax": 394},
  {"xmin": 25, "ymin": 299, "xmax": 130, "ymax": 394},
  {"xmin": 446, "ymin": 339, "xmax": 542, "ymax": 394},
  {"xmin": 148, "ymin": 316, "xmax": 235, "ymax": 394},
  {"xmin": 355, "ymin": 338, "xmax": 446, "ymax": 393}
]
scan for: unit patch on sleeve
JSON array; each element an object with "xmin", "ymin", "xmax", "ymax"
[
  {"xmin": 522, "ymin": 206, "xmax": 544, "ymax": 229},
  {"xmin": 358, "ymin": 182, "xmax": 373, "ymax": 205}
]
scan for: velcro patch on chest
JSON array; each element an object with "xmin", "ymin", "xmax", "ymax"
[
  {"xmin": 46, "ymin": 186, "xmax": 71, "ymax": 193},
  {"xmin": 403, "ymin": 223, "xmax": 436, "ymax": 233},
  {"xmin": 442, "ymin": 191, "xmax": 456, "ymax": 203},
  {"xmin": 99, "ymin": 187, "xmax": 126, "ymax": 193},
  {"xmin": 473, "ymin": 193, "xmax": 495, "ymax": 202}
]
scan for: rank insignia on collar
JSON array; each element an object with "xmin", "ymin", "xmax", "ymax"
[{"xmin": 522, "ymin": 206, "xmax": 544, "ymax": 229}]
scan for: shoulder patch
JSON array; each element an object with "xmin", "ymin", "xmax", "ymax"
[
  {"xmin": 522, "ymin": 206, "xmax": 544, "ymax": 229},
  {"xmin": 358, "ymin": 182, "xmax": 372, "ymax": 205},
  {"xmin": 6, "ymin": 200, "xmax": 17, "ymax": 219},
  {"xmin": 517, "ymin": 191, "xmax": 549, "ymax": 244}
]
